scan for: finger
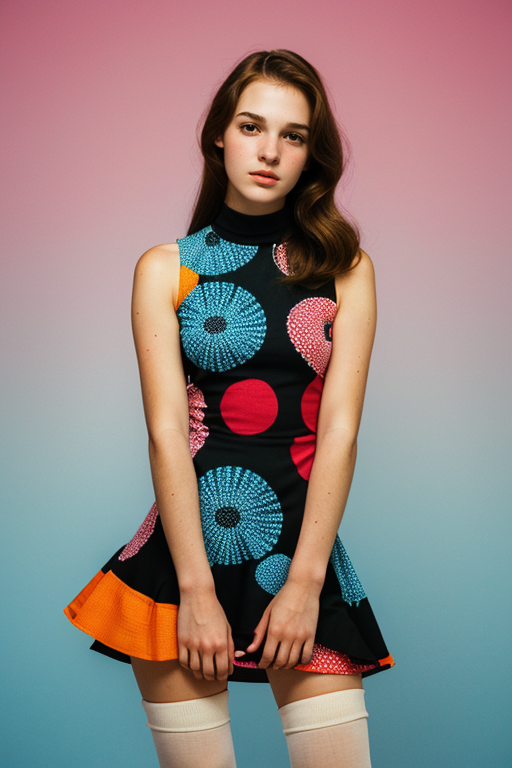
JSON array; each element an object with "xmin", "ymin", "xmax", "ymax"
[
  {"xmin": 189, "ymin": 649, "xmax": 202, "ymax": 679},
  {"xmin": 215, "ymin": 646, "xmax": 229, "ymax": 680},
  {"xmin": 284, "ymin": 640, "xmax": 305, "ymax": 669},
  {"xmin": 201, "ymin": 651, "xmax": 216, "ymax": 681},
  {"xmin": 300, "ymin": 639, "xmax": 315, "ymax": 666},
  {"xmin": 178, "ymin": 645, "xmax": 190, "ymax": 670},
  {"xmin": 272, "ymin": 639, "xmax": 293, "ymax": 669},
  {"xmin": 246, "ymin": 610, "xmax": 270, "ymax": 653},
  {"xmin": 227, "ymin": 631, "xmax": 235, "ymax": 677},
  {"xmin": 258, "ymin": 636, "xmax": 279, "ymax": 669}
]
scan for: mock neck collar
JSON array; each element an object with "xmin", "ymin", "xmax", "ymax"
[{"xmin": 212, "ymin": 202, "xmax": 293, "ymax": 245}]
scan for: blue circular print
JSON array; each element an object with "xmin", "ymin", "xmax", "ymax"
[
  {"xmin": 198, "ymin": 466, "xmax": 283, "ymax": 566},
  {"xmin": 330, "ymin": 535, "xmax": 366, "ymax": 606},
  {"xmin": 255, "ymin": 554, "xmax": 292, "ymax": 595},
  {"xmin": 177, "ymin": 282, "xmax": 266, "ymax": 372},
  {"xmin": 177, "ymin": 227, "xmax": 258, "ymax": 275}
]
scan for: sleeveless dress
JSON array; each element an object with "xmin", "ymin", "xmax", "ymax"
[{"xmin": 64, "ymin": 204, "xmax": 394, "ymax": 683}]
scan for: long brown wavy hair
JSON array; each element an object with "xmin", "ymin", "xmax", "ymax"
[{"xmin": 187, "ymin": 49, "xmax": 361, "ymax": 286}]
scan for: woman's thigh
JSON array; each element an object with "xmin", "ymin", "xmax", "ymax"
[
  {"xmin": 266, "ymin": 667, "xmax": 363, "ymax": 709},
  {"xmin": 130, "ymin": 657, "xmax": 228, "ymax": 703}
]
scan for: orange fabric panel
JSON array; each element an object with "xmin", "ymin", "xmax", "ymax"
[
  {"xmin": 175, "ymin": 265, "xmax": 199, "ymax": 309},
  {"xmin": 64, "ymin": 570, "xmax": 394, "ymax": 671},
  {"xmin": 64, "ymin": 569, "xmax": 104, "ymax": 620},
  {"xmin": 63, "ymin": 570, "xmax": 179, "ymax": 661}
]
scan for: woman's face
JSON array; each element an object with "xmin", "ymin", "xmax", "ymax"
[{"xmin": 215, "ymin": 79, "xmax": 311, "ymax": 215}]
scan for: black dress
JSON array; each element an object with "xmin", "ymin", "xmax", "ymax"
[{"xmin": 64, "ymin": 204, "xmax": 394, "ymax": 683}]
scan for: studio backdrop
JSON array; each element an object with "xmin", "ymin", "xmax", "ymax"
[{"xmin": 1, "ymin": 1, "xmax": 511, "ymax": 766}]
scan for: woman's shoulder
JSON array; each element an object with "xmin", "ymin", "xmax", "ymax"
[
  {"xmin": 334, "ymin": 249, "xmax": 375, "ymax": 304},
  {"xmin": 133, "ymin": 243, "xmax": 181, "ymax": 307},
  {"xmin": 134, "ymin": 242, "xmax": 181, "ymax": 278},
  {"xmin": 346, "ymin": 248, "xmax": 374, "ymax": 278},
  {"xmin": 136, "ymin": 242, "xmax": 180, "ymax": 268}
]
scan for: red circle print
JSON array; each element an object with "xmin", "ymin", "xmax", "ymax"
[
  {"xmin": 301, "ymin": 376, "xmax": 324, "ymax": 432},
  {"xmin": 220, "ymin": 379, "xmax": 278, "ymax": 435},
  {"xmin": 290, "ymin": 433, "xmax": 317, "ymax": 480}
]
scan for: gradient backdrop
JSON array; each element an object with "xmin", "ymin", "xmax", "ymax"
[{"xmin": 1, "ymin": 1, "xmax": 511, "ymax": 766}]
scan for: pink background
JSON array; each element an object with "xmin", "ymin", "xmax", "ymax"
[{"xmin": 1, "ymin": 1, "xmax": 511, "ymax": 766}]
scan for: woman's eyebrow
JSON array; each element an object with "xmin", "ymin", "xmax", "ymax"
[{"xmin": 236, "ymin": 111, "xmax": 310, "ymax": 132}]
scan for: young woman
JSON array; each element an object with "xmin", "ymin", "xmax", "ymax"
[{"xmin": 64, "ymin": 49, "xmax": 394, "ymax": 768}]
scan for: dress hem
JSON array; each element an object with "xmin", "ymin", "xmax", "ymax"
[{"xmin": 64, "ymin": 568, "xmax": 394, "ymax": 681}]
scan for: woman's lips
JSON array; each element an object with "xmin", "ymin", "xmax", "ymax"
[{"xmin": 249, "ymin": 172, "xmax": 279, "ymax": 186}]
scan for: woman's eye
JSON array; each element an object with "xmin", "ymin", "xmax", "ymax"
[
  {"xmin": 241, "ymin": 124, "xmax": 259, "ymax": 134},
  {"xmin": 286, "ymin": 133, "xmax": 304, "ymax": 144}
]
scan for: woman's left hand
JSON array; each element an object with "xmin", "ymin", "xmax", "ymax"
[{"xmin": 244, "ymin": 580, "xmax": 321, "ymax": 669}]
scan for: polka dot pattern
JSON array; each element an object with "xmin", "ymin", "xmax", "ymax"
[
  {"xmin": 187, "ymin": 381, "xmax": 208, "ymax": 456},
  {"xmin": 290, "ymin": 433, "xmax": 317, "ymax": 481},
  {"xmin": 295, "ymin": 644, "xmax": 378, "ymax": 674},
  {"xmin": 287, "ymin": 297, "xmax": 337, "ymax": 377},
  {"xmin": 255, "ymin": 554, "xmax": 292, "ymax": 595},
  {"xmin": 272, "ymin": 242, "xmax": 291, "ymax": 275},
  {"xmin": 70, "ymin": 219, "xmax": 394, "ymax": 685},
  {"xmin": 232, "ymin": 643, "xmax": 378, "ymax": 674},
  {"xmin": 118, "ymin": 503, "xmax": 158, "ymax": 561},
  {"xmin": 177, "ymin": 227, "xmax": 258, "ymax": 275},
  {"xmin": 290, "ymin": 376, "xmax": 323, "ymax": 480},
  {"xmin": 198, "ymin": 466, "xmax": 283, "ymax": 566},
  {"xmin": 330, "ymin": 535, "xmax": 367, "ymax": 606},
  {"xmin": 178, "ymin": 282, "xmax": 266, "ymax": 372},
  {"xmin": 220, "ymin": 379, "xmax": 278, "ymax": 435}
]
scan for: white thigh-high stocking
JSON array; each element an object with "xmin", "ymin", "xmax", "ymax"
[
  {"xmin": 141, "ymin": 690, "xmax": 237, "ymax": 768},
  {"xmin": 278, "ymin": 689, "xmax": 371, "ymax": 768}
]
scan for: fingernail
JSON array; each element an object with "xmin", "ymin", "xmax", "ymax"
[{"xmin": 234, "ymin": 650, "xmax": 246, "ymax": 657}]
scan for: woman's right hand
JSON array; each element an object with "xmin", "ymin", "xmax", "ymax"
[{"xmin": 177, "ymin": 587, "xmax": 235, "ymax": 681}]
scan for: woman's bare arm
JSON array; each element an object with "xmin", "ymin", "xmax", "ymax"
[
  {"xmin": 287, "ymin": 249, "xmax": 377, "ymax": 585},
  {"xmin": 132, "ymin": 244, "xmax": 234, "ymax": 680},
  {"xmin": 132, "ymin": 244, "xmax": 212, "ymax": 591},
  {"xmin": 246, "ymin": 250, "xmax": 377, "ymax": 669}
]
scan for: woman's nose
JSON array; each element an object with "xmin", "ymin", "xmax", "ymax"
[{"xmin": 258, "ymin": 137, "xmax": 279, "ymax": 164}]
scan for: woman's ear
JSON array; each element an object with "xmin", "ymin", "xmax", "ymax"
[{"xmin": 214, "ymin": 136, "xmax": 224, "ymax": 148}]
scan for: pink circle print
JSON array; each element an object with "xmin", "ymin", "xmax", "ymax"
[
  {"xmin": 118, "ymin": 502, "xmax": 158, "ymax": 561},
  {"xmin": 272, "ymin": 242, "xmax": 291, "ymax": 275},
  {"xmin": 187, "ymin": 382, "xmax": 209, "ymax": 456},
  {"xmin": 286, "ymin": 297, "xmax": 337, "ymax": 377}
]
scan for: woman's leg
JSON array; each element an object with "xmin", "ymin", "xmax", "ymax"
[
  {"xmin": 266, "ymin": 668, "xmax": 371, "ymax": 768},
  {"xmin": 131, "ymin": 657, "xmax": 237, "ymax": 768}
]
